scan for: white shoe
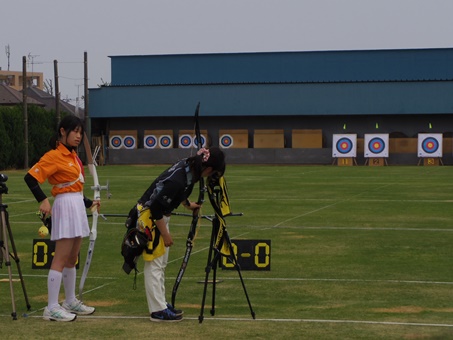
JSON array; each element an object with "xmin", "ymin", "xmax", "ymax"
[
  {"xmin": 43, "ymin": 305, "xmax": 77, "ymax": 322},
  {"xmin": 62, "ymin": 298, "xmax": 95, "ymax": 315}
]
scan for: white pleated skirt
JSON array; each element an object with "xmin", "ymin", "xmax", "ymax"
[{"xmin": 51, "ymin": 192, "xmax": 90, "ymax": 241}]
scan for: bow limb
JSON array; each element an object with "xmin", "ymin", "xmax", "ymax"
[
  {"xmin": 193, "ymin": 101, "xmax": 205, "ymax": 232},
  {"xmin": 86, "ymin": 162, "xmax": 100, "ymax": 240},
  {"xmin": 79, "ymin": 132, "xmax": 101, "ymax": 300},
  {"xmin": 171, "ymin": 103, "xmax": 204, "ymax": 307}
]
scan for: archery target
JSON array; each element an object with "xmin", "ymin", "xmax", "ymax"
[
  {"xmin": 418, "ymin": 133, "xmax": 442, "ymax": 157},
  {"xmin": 159, "ymin": 135, "xmax": 173, "ymax": 149},
  {"xmin": 144, "ymin": 135, "xmax": 157, "ymax": 149},
  {"xmin": 332, "ymin": 134, "xmax": 357, "ymax": 157},
  {"xmin": 179, "ymin": 134, "xmax": 193, "ymax": 148},
  {"xmin": 364, "ymin": 134, "xmax": 389, "ymax": 157},
  {"xmin": 109, "ymin": 135, "xmax": 123, "ymax": 149},
  {"xmin": 193, "ymin": 134, "xmax": 206, "ymax": 149},
  {"xmin": 219, "ymin": 134, "xmax": 233, "ymax": 148},
  {"xmin": 123, "ymin": 135, "xmax": 136, "ymax": 149}
]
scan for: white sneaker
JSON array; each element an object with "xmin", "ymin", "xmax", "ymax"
[
  {"xmin": 62, "ymin": 298, "xmax": 95, "ymax": 315},
  {"xmin": 43, "ymin": 305, "xmax": 77, "ymax": 322}
]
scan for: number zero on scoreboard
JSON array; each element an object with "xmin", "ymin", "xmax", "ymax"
[
  {"xmin": 221, "ymin": 239, "xmax": 271, "ymax": 271},
  {"xmin": 32, "ymin": 239, "xmax": 79, "ymax": 269}
]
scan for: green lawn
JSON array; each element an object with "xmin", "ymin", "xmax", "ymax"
[{"xmin": 0, "ymin": 165, "xmax": 452, "ymax": 339}]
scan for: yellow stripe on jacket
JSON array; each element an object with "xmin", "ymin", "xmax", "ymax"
[{"xmin": 136, "ymin": 205, "xmax": 166, "ymax": 261}]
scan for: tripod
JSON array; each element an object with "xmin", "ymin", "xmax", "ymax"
[
  {"xmin": 198, "ymin": 186, "xmax": 255, "ymax": 324},
  {"xmin": 0, "ymin": 175, "xmax": 31, "ymax": 320}
]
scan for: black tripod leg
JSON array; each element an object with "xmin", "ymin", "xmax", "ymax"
[
  {"xmin": 5, "ymin": 211, "xmax": 31, "ymax": 310},
  {"xmin": 1, "ymin": 207, "xmax": 17, "ymax": 320},
  {"xmin": 198, "ymin": 254, "xmax": 213, "ymax": 323},
  {"xmin": 224, "ymin": 230, "xmax": 256, "ymax": 319},
  {"xmin": 198, "ymin": 221, "xmax": 217, "ymax": 324},
  {"xmin": 210, "ymin": 251, "xmax": 219, "ymax": 316}
]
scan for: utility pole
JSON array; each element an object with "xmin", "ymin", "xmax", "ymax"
[
  {"xmin": 84, "ymin": 51, "xmax": 90, "ymax": 137},
  {"xmin": 22, "ymin": 56, "xmax": 28, "ymax": 169},
  {"xmin": 54, "ymin": 60, "xmax": 60, "ymax": 125},
  {"xmin": 82, "ymin": 52, "xmax": 91, "ymax": 165}
]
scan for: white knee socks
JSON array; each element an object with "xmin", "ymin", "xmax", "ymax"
[
  {"xmin": 62, "ymin": 267, "xmax": 77, "ymax": 304},
  {"xmin": 47, "ymin": 269, "xmax": 62, "ymax": 309},
  {"xmin": 47, "ymin": 267, "xmax": 77, "ymax": 309}
]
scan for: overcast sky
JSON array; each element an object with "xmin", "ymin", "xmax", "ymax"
[{"xmin": 2, "ymin": 0, "xmax": 452, "ymax": 105}]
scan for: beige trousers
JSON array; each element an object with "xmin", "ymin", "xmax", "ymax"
[{"xmin": 144, "ymin": 215, "xmax": 170, "ymax": 313}]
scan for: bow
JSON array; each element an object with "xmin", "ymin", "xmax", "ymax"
[
  {"xmin": 79, "ymin": 132, "xmax": 108, "ymax": 300},
  {"xmin": 171, "ymin": 102, "xmax": 205, "ymax": 307}
]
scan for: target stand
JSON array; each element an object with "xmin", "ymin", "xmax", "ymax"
[
  {"xmin": 417, "ymin": 157, "xmax": 443, "ymax": 166},
  {"xmin": 364, "ymin": 134, "xmax": 389, "ymax": 166},
  {"xmin": 417, "ymin": 133, "xmax": 443, "ymax": 166},
  {"xmin": 364, "ymin": 158, "xmax": 388, "ymax": 166},
  {"xmin": 332, "ymin": 134, "xmax": 357, "ymax": 166},
  {"xmin": 332, "ymin": 157, "xmax": 357, "ymax": 166}
]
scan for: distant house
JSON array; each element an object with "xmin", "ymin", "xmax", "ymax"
[
  {"xmin": 0, "ymin": 69, "xmax": 44, "ymax": 91},
  {"xmin": 26, "ymin": 86, "xmax": 84, "ymax": 118},
  {"xmin": 0, "ymin": 84, "xmax": 44, "ymax": 106},
  {"xmin": 0, "ymin": 83, "xmax": 83, "ymax": 118}
]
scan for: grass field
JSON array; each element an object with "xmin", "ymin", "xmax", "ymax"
[{"xmin": 0, "ymin": 164, "xmax": 452, "ymax": 339}]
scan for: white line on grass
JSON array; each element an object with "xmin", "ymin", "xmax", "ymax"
[
  {"xmin": 238, "ymin": 277, "xmax": 453, "ymax": 285},
  {"xmin": 234, "ymin": 198, "xmax": 453, "ymax": 203},
  {"xmin": 2, "ymin": 273, "xmax": 451, "ymax": 286},
  {"xmin": 8, "ymin": 314, "xmax": 453, "ymax": 328},
  {"xmin": 4, "ymin": 199, "xmax": 36, "ymax": 205},
  {"xmin": 232, "ymin": 182, "xmax": 452, "ymax": 234},
  {"xmin": 190, "ymin": 317, "xmax": 453, "ymax": 328},
  {"xmin": 268, "ymin": 183, "xmax": 392, "ymax": 230},
  {"xmin": 273, "ymin": 226, "xmax": 453, "ymax": 232},
  {"xmin": 0, "ymin": 273, "xmax": 117, "ymax": 279}
]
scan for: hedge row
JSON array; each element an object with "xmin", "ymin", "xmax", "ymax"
[{"xmin": 0, "ymin": 105, "xmax": 60, "ymax": 170}]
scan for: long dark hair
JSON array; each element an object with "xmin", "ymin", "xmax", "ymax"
[
  {"xmin": 187, "ymin": 146, "xmax": 225, "ymax": 182},
  {"xmin": 49, "ymin": 115, "xmax": 85, "ymax": 149}
]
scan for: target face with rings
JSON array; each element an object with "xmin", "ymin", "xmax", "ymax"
[
  {"xmin": 220, "ymin": 134, "xmax": 233, "ymax": 148},
  {"xmin": 123, "ymin": 136, "xmax": 136, "ymax": 149},
  {"xmin": 332, "ymin": 134, "xmax": 357, "ymax": 157},
  {"xmin": 159, "ymin": 135, "xmax": 172, "ymax": 148},
  {"xmin": 144, "ymin": 135, "xmax": 157, "ymax": 148},
  {"xmin": 336, "ymin": 138, "xmax": 353, "ymax": 154},
  {"xmin": 364, "ymin": 134, "xmax": 389, "ymax": 157},
  {"xmin": 193, "ymin": 135, "xmax": 206, "ymax": 148},
  {"xmin": 110, "ymin": 136, "xmax": 122, "ymax": 149},
  {"xmin": 368, "ymin": 137, "xmax": 385, "ymax": 154},
  {"xmin": 417, "ymin": 133, "xmax": 442, "ymax": 157},
  {"xmin": 421, "ymin": 137, "xmax": 439, "ymax": 154},
  {"xmin": 179, "ymin": 134, "xmax": 193, "ymax": 148}
]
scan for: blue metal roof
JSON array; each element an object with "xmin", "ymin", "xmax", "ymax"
[
  {"xmin": 89, "ymin": 48, "xmax": 453, "ymax": 118},
  {"xmin": 89, "ymin": 81, "xmax": 453, "ymax": 118},
  {"xmin": 109, "ymin": 48, "xmax": 453, "ymax": 85}
]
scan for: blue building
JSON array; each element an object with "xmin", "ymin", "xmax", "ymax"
[{"xmin": 89, "ymin": 48, "xmax": 453, "ymax": 165}]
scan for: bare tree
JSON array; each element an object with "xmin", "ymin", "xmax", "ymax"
[{"xmin": 97, "ymin": 78, "xmax": 111, "ymax": 87}]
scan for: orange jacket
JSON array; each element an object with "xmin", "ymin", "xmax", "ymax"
[{"xmin": 28, "ymin": 143, "xmax": 85, "ymax": 197}]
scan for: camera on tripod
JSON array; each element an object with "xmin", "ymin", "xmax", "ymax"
[{"xmin": 0, "ymin": 173, "xmax": 8, "ymax": 195}]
